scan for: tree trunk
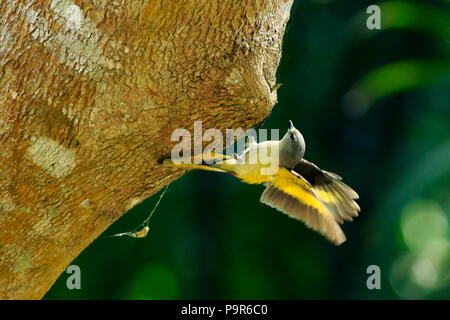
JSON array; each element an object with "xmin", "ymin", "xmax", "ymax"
[{"xmin": 0, "ymin": 0, "xmax": 293, "ymax": 299}]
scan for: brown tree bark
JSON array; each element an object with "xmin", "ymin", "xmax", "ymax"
[{"xmin": 0, "ymin": 0, "xmax": 293, "ymax": 299}]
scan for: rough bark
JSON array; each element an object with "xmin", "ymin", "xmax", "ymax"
[{"xmin": 0, "ymin": 0, "xmax": 293, "ymax": 299}]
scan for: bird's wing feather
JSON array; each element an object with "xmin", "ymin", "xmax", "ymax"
[
  {"xmin": 260, "ymin": 168, "xmax": 346, "ymax": 245},
  {"xmin": 293, "ymin": 159, "xmax": 360, "ymax": 224}
]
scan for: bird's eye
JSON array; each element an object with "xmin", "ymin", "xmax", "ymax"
[{"xmin": 290, "ymin": 133, "xmax": 295, "ymax": 140}]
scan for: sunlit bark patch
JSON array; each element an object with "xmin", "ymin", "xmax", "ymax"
[{"xmin": 27, "ymin": 136, "xmax": 76, "ymax": 178}]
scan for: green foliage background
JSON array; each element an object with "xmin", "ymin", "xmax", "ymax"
[{"xmin": 45, "ymin": 0, "xmax": 450, "ymax": 299}]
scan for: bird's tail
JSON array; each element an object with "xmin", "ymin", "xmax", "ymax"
[{"xmin": 161, "ymin": 152, "xmax": 235, "ymax": 174}]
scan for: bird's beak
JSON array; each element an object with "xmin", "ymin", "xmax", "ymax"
[{"xmin": 288, "ymin": 120, "xmax": 294, "ymax": 130}]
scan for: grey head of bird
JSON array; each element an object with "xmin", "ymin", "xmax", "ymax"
[{"xmin": 279, "ymin": 120, "xmax": 305, "ymax": 169}]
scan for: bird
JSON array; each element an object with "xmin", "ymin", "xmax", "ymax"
[{"xmin": 162, "ymin": 120, "xmax": 360, "ymax": 245}]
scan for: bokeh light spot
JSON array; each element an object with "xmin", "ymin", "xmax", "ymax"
[
  {"xmin": 400, "ymin": 199, "xmax": 448, "ymax": 252},
  {"xmin": 411, "ymin": 257, "xmax": 438, "ymax": 289}
]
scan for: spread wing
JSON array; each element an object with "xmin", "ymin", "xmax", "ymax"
[
  {"xmin": 293, "ymin": 159, "xmax": 360, "ymax": 224},
  {"xmin": 260, "ymin": 168, "xmax": 346, "ymax": 245}
]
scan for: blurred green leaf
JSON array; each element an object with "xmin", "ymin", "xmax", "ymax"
[
  {"xmin": 352, "ymin": 60, "xmax": 450, "ymax": 103},
  {"xmin": 128, "ymin": 263, "xmax": 179, "ymax": 299}
]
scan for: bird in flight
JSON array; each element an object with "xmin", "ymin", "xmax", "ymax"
[{"xmin": 163, "ymin": 120, "xmax": 360, "ymax": 245}]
